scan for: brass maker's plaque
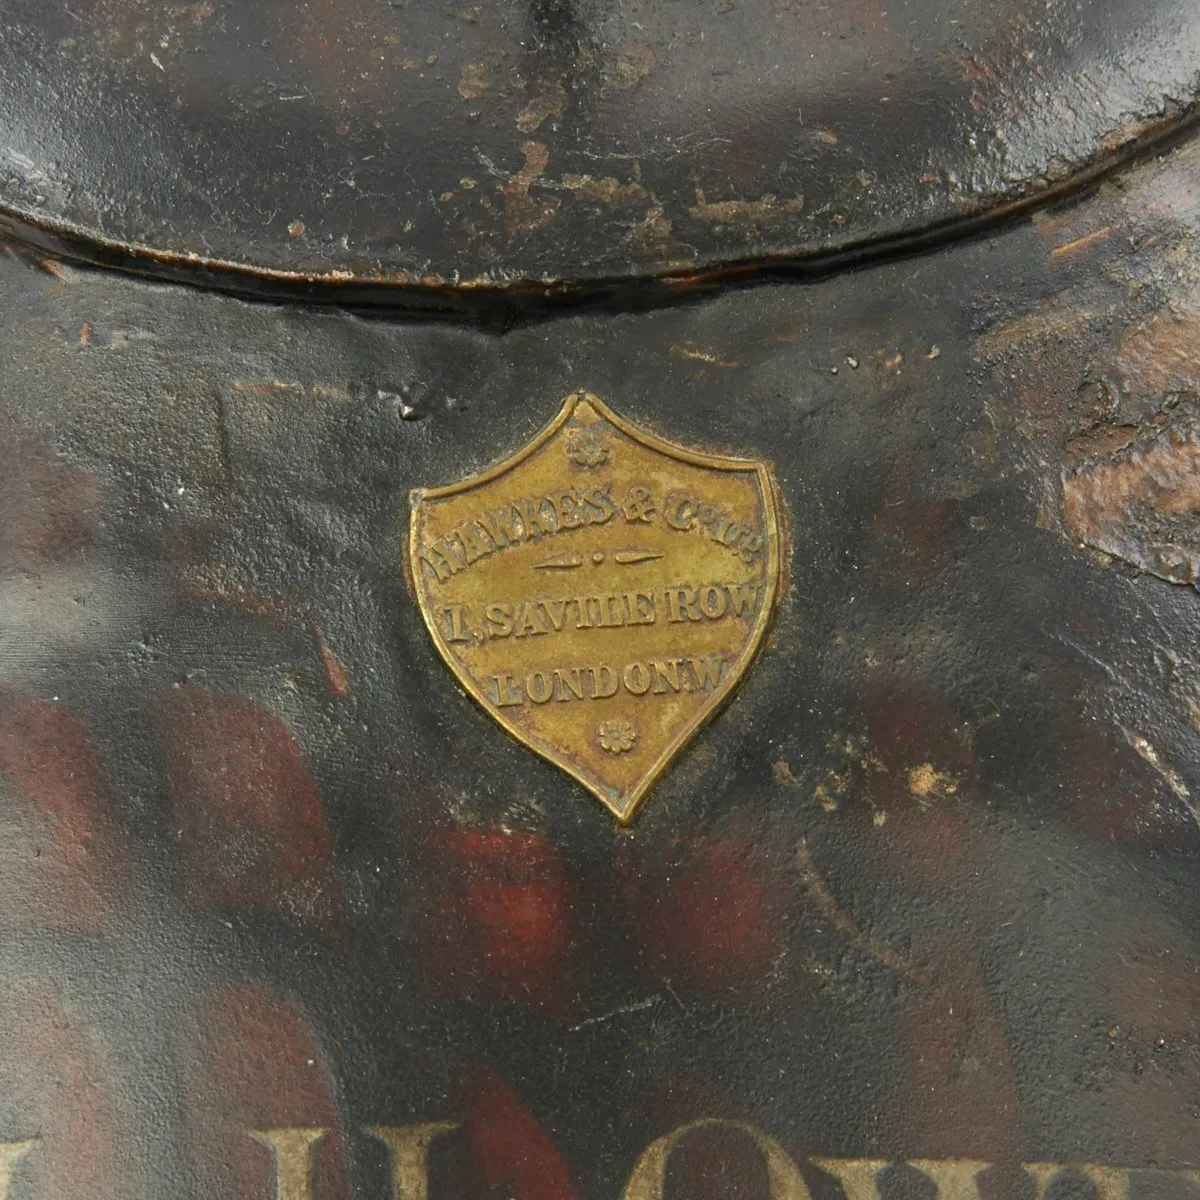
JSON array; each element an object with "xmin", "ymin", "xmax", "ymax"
[{"xmin": 409, "ymin": 394, "xmax": 781, "ymax": 821}]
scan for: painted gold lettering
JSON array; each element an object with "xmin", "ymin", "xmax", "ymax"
[
  {"xmin": 0, "ymin": 1140, "xmax": 37, "ymax": 1200},
  {"xmin": 1023, "ymin": 1163, "xmax": 1137, "ymax": 1200},
  {"xmin": 810, "ymin": 1160, "xmax": 890, "ymax": 1200},
  {"xmin": 907, "ymin": 1160, "xmax": 991, "ymax": 1199},
  {"xmin": 249, "ymin": 1128, "xmax": 329, "ymax": 1200},
  {"xmin": 621, "ymin": 1119, "xmax": 810, "ymax": 1200},
  {"xmin": 365, "ymin": 1124, "xmax": 458, "ymax": 1200}
]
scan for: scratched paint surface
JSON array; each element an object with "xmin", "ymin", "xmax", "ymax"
[
  {"xmin": 0, "ymin": 0, "xmax": 1197, "ymax": 289},
  {"xmin": 1, "ymin": 137, "xmax": 1200, "ymax": 1197}
]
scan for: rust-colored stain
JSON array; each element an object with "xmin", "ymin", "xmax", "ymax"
[
  {"xmin": 1049, "ymin": 224, "xmax": 1116, "ymax": 259},
  {"xmin": 1115, "ymin": 308, "xmax": 1200, "ymax": 399},
  {"xmin": 972, "ymin": 294, "xmax": 1103, "ymax": 359},
  {"xmin": 1063, "ymin": 423, "xmax": 1200, "ymax": 584},
  {"xmin": 313, "ymin": 626, "xmax": 351, "ymax": 697},
  {"xmin": 1065, "ymin": 422, "xmax": 1139, "ymax": 463}
]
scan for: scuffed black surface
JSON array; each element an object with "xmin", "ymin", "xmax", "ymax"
[
  {"xmin": 0, "ymin": 0, "xmax": 1197, "ymax": 288},
  {"xmin": 3, "ymin": 138, "xmax": 1200, "ymax": 1195}
]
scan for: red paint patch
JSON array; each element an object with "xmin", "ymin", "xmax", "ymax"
[
  {"xmin": 420, "ymin": 828, "xmax": 576, "ymax": 1014},
  {"xmin": 626, "ymin": 835, "xmax": 782, "ymax": 993},
  {"xmin": 898, "ymin": 950, "xmax": 1020, "ymax": 1162},
  {"xmin": 0, "ymin": 983, "xmax": 137, "ymax": 1199},
  {"xmin": 0, "ymin": 692, "xmax": 129, "ymax": 930},
  {"xmin": 180, "ymin": 984, "xmax": 349, "ymax": 1200},
  {"xmin": 861, "ymin": 683, "xmax": 977, "ymax": 882},
  {"xmin": 458, "ymin": 1064, "xmax": 581, "ymax": 1200},
  {"xmin": 1103, "ymin": 928, "xmax": 1200, "ymax": 1040},
  {"xmin": 1064, "ymin": 724, "xmax": 1185, "ymax": 848},
  {"xmin": 0, "ymin": 430, "xmax": 99, "ymax": 568},
  {"xmin": 663, "ymin": 1124, "xmax": 772, "ymax": 1200},
  {"xmin": 871, "ymin": 490, "xmax": 950, "ymax": 574},
  {"xmin": 152, "ymin": 686, "xmax": 339, "ymax": 922}
]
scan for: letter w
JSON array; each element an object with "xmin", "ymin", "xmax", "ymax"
[{"xmin": 688, "ymin": 655, "xmax": 727, "ymax": 690}]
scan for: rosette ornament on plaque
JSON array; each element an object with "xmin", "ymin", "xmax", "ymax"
[{"xmin": 409, "ymin": 393, "xmax": 782, "ymax": 821}]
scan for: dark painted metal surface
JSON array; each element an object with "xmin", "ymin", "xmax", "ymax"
[
  {"xmin": 3, "ymin": 3, "xmax": 1200, "ymax": 1196},
  {"xmin": 2, "ymin": 125, "xmax": 1200, "ymax": 1195},
  {"xmin": 0, "ymin": 0, "xmax": 1197, "ymax": 290}
]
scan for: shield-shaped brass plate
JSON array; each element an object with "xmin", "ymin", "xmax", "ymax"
[{"xmin": 408, "ymin": 394, "xmax": 781, "ymax": 822}]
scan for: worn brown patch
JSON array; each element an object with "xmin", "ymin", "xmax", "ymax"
[
  {"xmin": 515, "ymin": 83, "xmax": 566, "ymax": 132},
  {"xmin": 1062, "ymin": 421, "xmax": 1200, "ymax": 584},
  {"xmin": 689, "ymin": 190, "xmax": 805, "ymax": 225},
  {"xmin": 1115, "ymin": 307, "xmax": 1200, "ymax": 401},
  {"xmin": 601, "ymin": 43, "xmax": 655, "ymax": 91},
  {"xmin": 501, "ymin": 142, "xmax": 560, "ymax": 239},
  {"xmin": 560, "ymin": 173, "xmax": 648, "ymax": 206},
  {"xmin": 628, "ymin": 204, "xmax": 674, "ymax": 254},
  {"xmin": 1065, "ymin": 422, "xmax": 1139, "ymax": 463},
  {"xmin": 457, "ymin": 63, "xmax": 490, "ymax": 101},
  {"xmin": 971, "ymin": 291, "xmax": 1102, "ymax": 360}
]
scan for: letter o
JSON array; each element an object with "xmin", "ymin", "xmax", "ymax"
[
  {"xmin": 722, "ymin": 521, "xmax": 744, "ymax": 547},
  {"xmin": 526, "ymin": 671, "xmax": 554, "ymax": 704},
  {"xmin": 623, "ymin": 662, "xmax": 651, "ymax": 695},
  {"xmin": 621, "ymin": 1119, "xmax": 810, "ymax": 1200},
  {"xmin": 699, "ymin": 585, "xmax": 727, "ymax": 619}
]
